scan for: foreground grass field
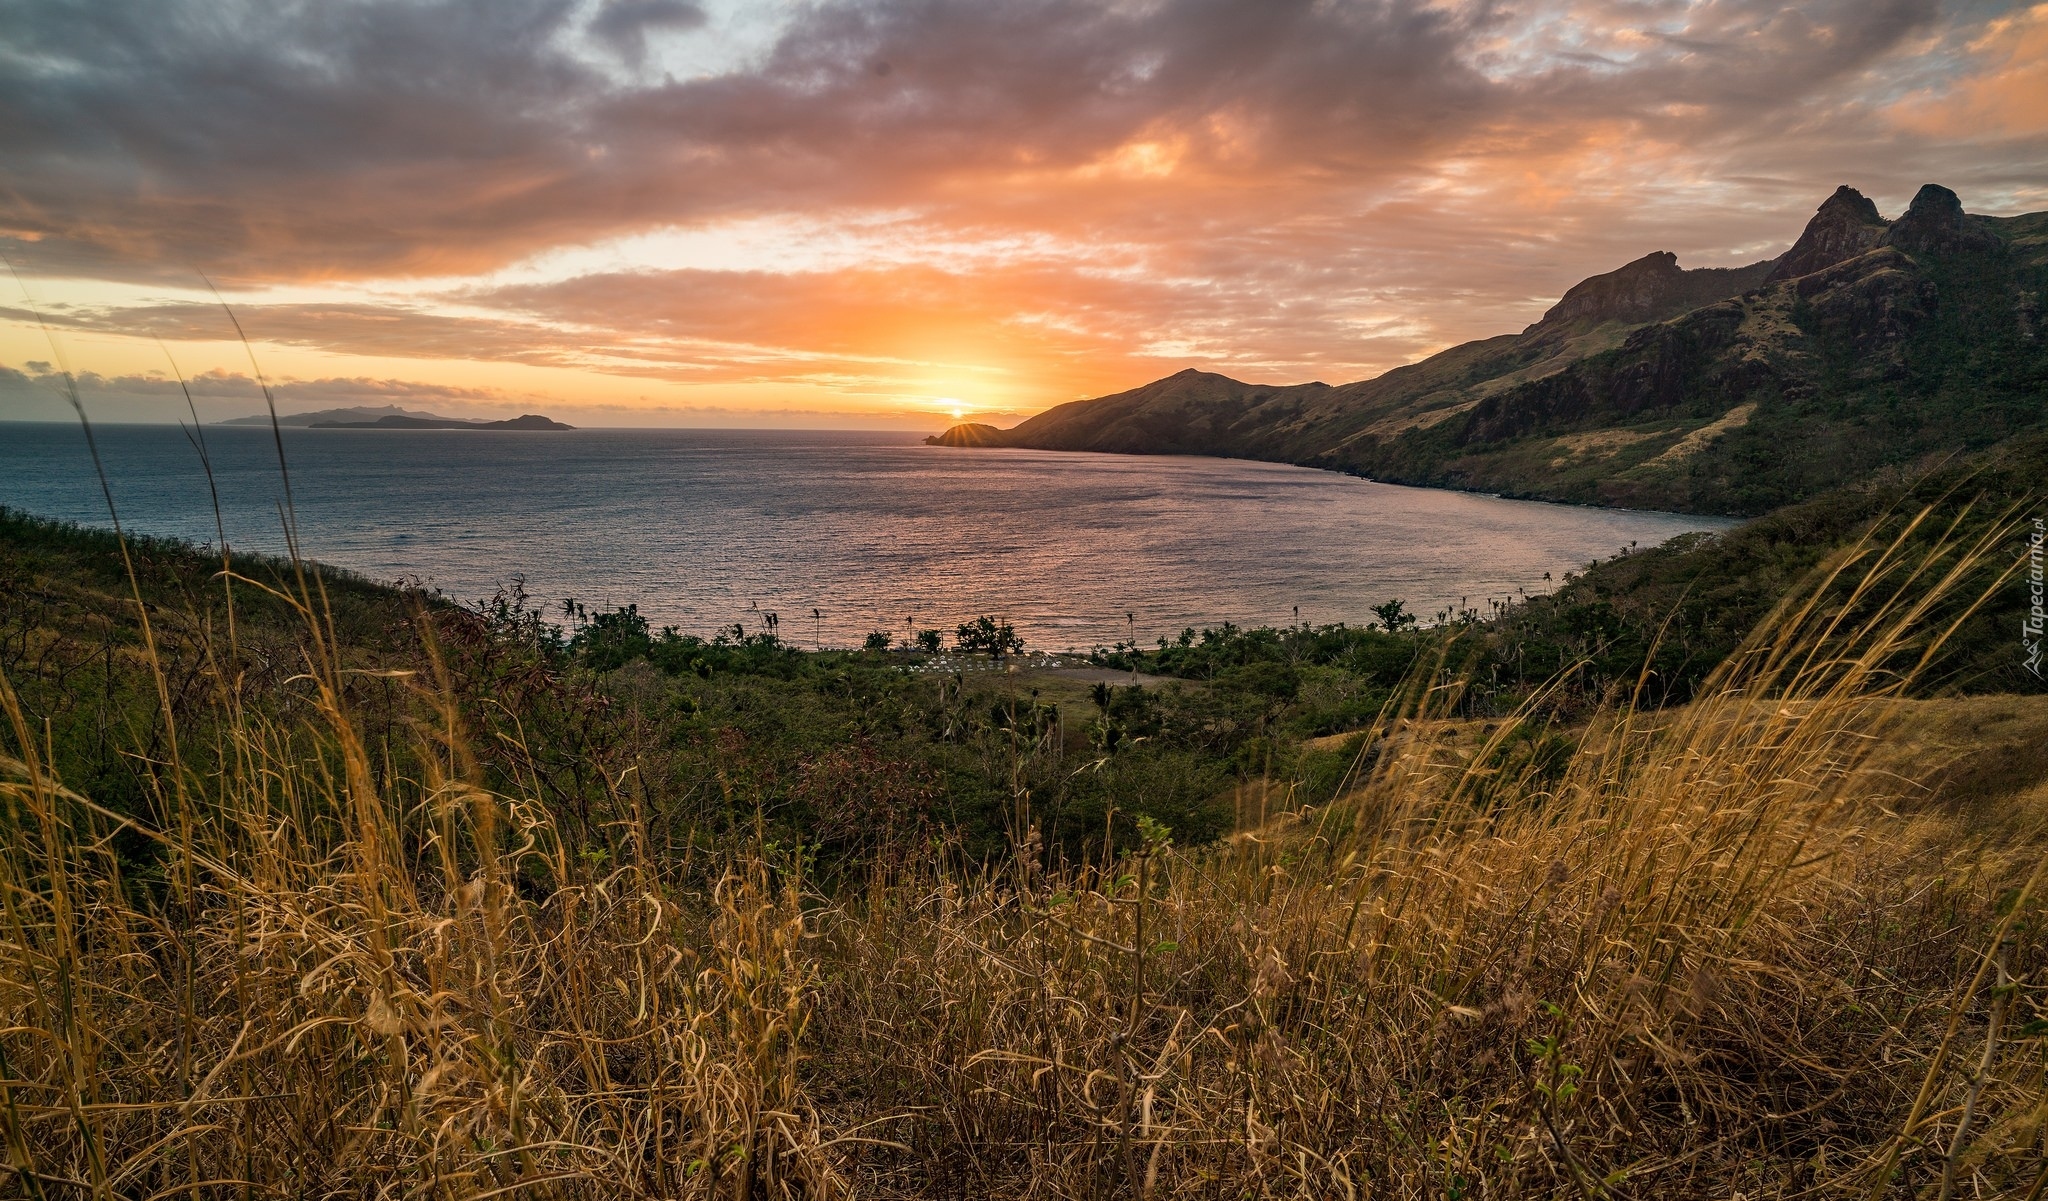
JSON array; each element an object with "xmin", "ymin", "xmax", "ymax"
[{"xmin": 0, "ymin": 510, "xmax": 2044, "ymax": 1198}]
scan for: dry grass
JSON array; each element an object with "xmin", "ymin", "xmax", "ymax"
[{"xmin": 0, "ymin": 512, "xmax": 2044, "ymax": 1198}]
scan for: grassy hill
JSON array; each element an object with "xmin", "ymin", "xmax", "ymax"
[
  {"xmin": 3, "ymin": 492, "xmax": 2045, "ymax": 1196},
  {"xmin": 937, "ymin": 184, "xmax": 2048, "ymax": 517}
]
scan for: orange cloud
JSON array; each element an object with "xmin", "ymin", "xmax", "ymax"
[{"xmin": 1890, "ymin": 4, "xmax": 2048, "ymax": 137}]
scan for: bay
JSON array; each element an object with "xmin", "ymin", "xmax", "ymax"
[{"xmin": 0, "ymin": 423, "xmax": 1734, "ymax": 650}]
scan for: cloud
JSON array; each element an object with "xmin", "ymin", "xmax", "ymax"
[
  {"xmin": 7, "ymin": 251, "xmax": 1575, "ymax": 402},
  {"xmin": 0, "ymin": 0, "xmax": 2042, "ymax": 420},
  {"xmin": 0, "ymin": 358, "xmax": 984, "ymax": 429},
  {"xmin": 589, "ymin": 0, "xmax": 708, "ymax": 66},
  {"xmin": 0, "ymin": 0, "xmax": 1982, "ymax": 282},
  {"xmin": 0, "ymin": 300, "xmax": 586, "ymax": 366},
  {"xmin": 1890, "ymin": 3, "xmax": 2048, "ymax": 139},
  {"xmin": 1, "ymin": 361, "xmax": 509, "ymax": 411}
]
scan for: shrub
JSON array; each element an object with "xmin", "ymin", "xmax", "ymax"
[
  {"xmin": 571, "ymin": 602, "xmax": 651, "ymax": 671},
  {"xmin": 954, "ymin": 614, "xmax": 1023, "ymax": 659}
]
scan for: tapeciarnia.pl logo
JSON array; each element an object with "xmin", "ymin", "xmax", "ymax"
[{"xmin": 2027, "ymin": 516, "xmax": 2045, "ymax": 678}]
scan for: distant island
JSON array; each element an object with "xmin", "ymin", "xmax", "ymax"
[
  {"xmin": 218, "ymin": 405, "xmax": 572, "ymax": 430},
  {"xmin": 310, "ymin": 414, "xmax": 573, "ymax": 430}
]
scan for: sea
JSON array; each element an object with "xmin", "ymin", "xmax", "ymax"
[{"xmin": 0, "ymin": 423, "xmax": 1735, "ymax": 651}]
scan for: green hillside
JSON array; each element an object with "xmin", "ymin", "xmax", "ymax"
[{"xmin": 936, "ymin": 184, "xmax": 2048, "ymax": 517}]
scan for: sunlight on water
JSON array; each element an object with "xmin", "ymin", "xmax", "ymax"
[{"xmin": 0, "ymin": 424, "xmax": 1733, "ymax": 649}]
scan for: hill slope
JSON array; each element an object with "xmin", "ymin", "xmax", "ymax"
[{"xmin": 933, "ymin": 184, "xmax": 2048, "ymax": 516}]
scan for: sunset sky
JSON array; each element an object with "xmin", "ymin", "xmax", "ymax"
[{"xmin": 3, "ymin": 0, "xmax": 2046, "ymax": 429}]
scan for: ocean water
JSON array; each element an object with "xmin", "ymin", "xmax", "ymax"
[{"xmin": 0, "ymin": 423, "xmax": 1734, "ymax": 650}]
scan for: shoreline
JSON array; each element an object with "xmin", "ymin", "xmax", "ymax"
[{"xmin": 920, "ymin": 439, "xmax": 1749, "ymax": 523}]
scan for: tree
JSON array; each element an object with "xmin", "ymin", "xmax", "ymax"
[
  {"xmin": 863, "ymin": 630, "xmax": 893, "ymax": 652},
  {"xmin": 956, "ymin": 615, "xmax": 1024, "ymax": 662},
  {"xmin": 915, "ymin": 629, "xmax": 943, "ymax": 653},
  {"xmin": 1371, "ymin": 599, "xmax": 1418, "ymax": 632}
]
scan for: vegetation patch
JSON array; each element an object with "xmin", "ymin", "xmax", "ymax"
[{"xmin": 0, "ymin": 482, "xmax": 2044, "ymax": 1196}]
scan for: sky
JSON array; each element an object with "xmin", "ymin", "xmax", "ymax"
[{"xmin": 1, "ymin": 0, "xmax": 2045, "ymax": 430}]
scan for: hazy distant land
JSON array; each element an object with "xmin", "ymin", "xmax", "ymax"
[{"xmin": 219, "ymin": 404, "xmax": 572, "ymax": 430}]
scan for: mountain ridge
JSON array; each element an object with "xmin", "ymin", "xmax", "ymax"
[{"xmin": 930, "ymin": 184, "xmax": 2048, "ymax": 516}]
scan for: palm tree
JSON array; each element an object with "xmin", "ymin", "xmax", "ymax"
[{"xmin": 811, "ymin": 607, "xmax": 823, "ymax": 649}]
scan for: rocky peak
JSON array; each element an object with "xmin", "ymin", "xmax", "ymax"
[
  {"xmin": 1535, "ymin": 251, "xmax": 1686, "ymax": 328},
  {"xmin": 1766, "ymin": 185, "xmax": 1890, "ymax": 283},
  {"xmin": 1885, "ymin": 183, "xmax": 2000, "ymax": 256},
  {"xmin": 1528, "ymin": 250, "xmax": 1773, "ymax": 334}
]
